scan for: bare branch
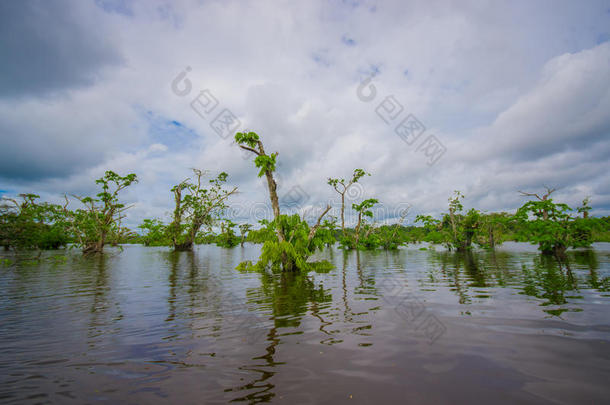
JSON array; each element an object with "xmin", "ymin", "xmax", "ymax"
[
  {"xmin": 543, "ymin": 187, "xmax": 556, "ymax": 200},
  {"xmin": 238, "ymin": 145, "xmax": 261, "ymax": 156},
  {"xmin": 308, "ymin": 205, "xmax": 332, "ymax": 241},
  {"xmin": 518, "ymin": 190, "xmax": 542, "ymax": 200}
]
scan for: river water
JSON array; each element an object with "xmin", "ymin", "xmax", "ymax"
[{"xmin": 1, "ymin": 243, "xmax": 609, "ymax": 404}]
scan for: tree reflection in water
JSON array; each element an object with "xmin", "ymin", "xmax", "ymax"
[{"xmin": 226, "ymin": 269, "xmax": 331, "ymax": 403}]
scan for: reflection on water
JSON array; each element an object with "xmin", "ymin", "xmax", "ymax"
[{"xmin": 1, "ymin": 243, "xmax": 610, "ymax": 404}]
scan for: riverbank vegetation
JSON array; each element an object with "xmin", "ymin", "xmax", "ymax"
[{"xmin": 2, "ymin": 132, "xmax": 609, "ymax": 268}]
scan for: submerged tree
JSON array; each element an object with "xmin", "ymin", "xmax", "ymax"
[
  {"xmin": 216, "ymin": 220, "xmax": 240, "ymax": 248},
  {"xmin": 67, "ymin": 171, "xmax": 138, "ymax": 255},
  {"xmin": 138, "ymin": 218, "xmax": 169, "ymax": 246},
  {"xmin": 0, "ymin": 194, "xmax": 68, "ymax": 250},
  {"xmin": 352, "ymin": 198, "xmax": 379, "ymax": 248},
  {"xmin": 515, "ymin": 196, "xmax": 593, "ymax": 258},
  {"xmin": 167, "ymin": 169, "xmax": 237, "ymax": 251},
  {"xmin": 414, "ymin": 191, "xmax": 479, "ymax": 251},
  {"xmin": 235, "ymin": 131, "xmax": 332, "ymax": 272},
  {"xmin": 476, "ymin": 212, "xmax": 511, "ymax": 249},
  {"xmin": 327, "ymin": 168, "xmax": 370, "ymax": 234},
  {"xmin": 445, "ymin": 191, "xmax": 480, "ymax": 251},
  {"xmin": 238, "ymin": 223, "xmax": 252, "ymax": 246}
]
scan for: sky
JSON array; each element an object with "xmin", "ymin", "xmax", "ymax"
[{"xmin": 1, "ymin": 0, "xmax": 609, "ymax": 228}]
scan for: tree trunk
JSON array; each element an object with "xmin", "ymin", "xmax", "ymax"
[
  {"xmin": 340, "ymin": 193, "xmax": 345, "ymax": 234},
  {"xmin": 488, "ymin": 225, "xmax": 495, "ymax": 248},
  {"xmin": 354, "ymin": 213, "xmax": 362, "ymax": 247},
  {"xmin": 174, "ymin": 241, "xmax": 193, "ymax": 251},
  {"xmin": 83, "ymin": 239, "xmax": 104, "ymax": 255}
]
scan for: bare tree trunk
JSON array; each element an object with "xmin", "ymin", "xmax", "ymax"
[
  {"xmin": 340, "ymin": 193, "xmax": 345, "ymax": 234},
  {"xmin": 354, "ymin": 212, "xmax": 363, "ymax": 247},
  {"xmin": 308, "ymin": 205, "xmax": 332, "ymax": 241}
]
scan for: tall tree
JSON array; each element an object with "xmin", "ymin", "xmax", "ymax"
[
  {"xmin": 327, "ymin": 169, "xmax": 370, "ymax": 234},
  {"xmin": 234, "ymin": 132, "xmax": 284, "ymax": 241},
  {"xmin": 235, "ymin": 131, "xmax": 331, "ymax": 272}
]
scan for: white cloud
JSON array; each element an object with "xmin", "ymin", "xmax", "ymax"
[{"xmin": 2, "ymin": 0, "xmax": 610, "ymax": 227}]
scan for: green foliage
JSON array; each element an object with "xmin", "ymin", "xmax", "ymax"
[
  {"xmin": 515, "ymin": 198, "xmax": 593, "ymax": 256},
  {"xmin": 327, "ymin": 168, "xmax": 371, "ymax": 233},
  {"xmin": 234, "ymin": 131, "xmax": 260, "ymax": 148},
  {"xmin": 375, "ymin": 225, "xmax": 403, "ymax": 250},
  {"xmin": 237, "ymin": 214, "xmax": 334, "ymax": 273},
  {"xmin": 339, "ymin": 198, "xmax": 379, "ymax": 250},
  {"xmin": 66, "ymin": 170, "xmax": 138, "ymax": 254},
  {"xmin": 475, "ymin": 212, "xmax": 512, "ymax": 248},
  {"xmin": 168, "ymin": 169, "xmax": 236, "ymax": 251},
  {"xmin": 327, "ymin": 168, "xmax": 370, "ymax": 190},
  {"xmin": 253, "ymin": 153, "xmax": 278, "ymax": 177},
  {"xmin": 238, "ymin": 223, "xmax": 253, "ymax": 246},
  {"xmin": 0, "ymin": 194, "xmax": 69, "ymax": 250},
  {"xmin": 415, "ymin": 192, "xmax": 480, "ymax": 251},
  {"xmin": 577, "ymin": 197, "xmax": 592, "ymax": 218},
  {"xmin": 444, "ymin": 191, "xmax": 480, "ymax": 251},
  {"xmin": 216, "ymin": 220, "xmax": 240, "ymax": 248},
  {"xmin": 315, "ymin": 217, "xmax": 338, "ymax": 247},
  {"xmin": 352, "ymin": 198, "xmax": 378, "ymax": 218},
  {"xmin": 137, "ymin": 218, "xmax": 169, "ymax": 246},
  {"xmin": 245, "ymin": 220, "xmax": 277, "ymax": 243},
  {"xmin": 235, "ymin": 131, "xmax": 278, "ymax": 177}
]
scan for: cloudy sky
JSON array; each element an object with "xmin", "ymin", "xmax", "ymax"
[{"xmin": 1, "ymin": 0, "xmax": 609, "ymax": 228}]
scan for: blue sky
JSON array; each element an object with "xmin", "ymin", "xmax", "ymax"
[{"xmin": 1, "ymin": 0, "xmax": 609, "ymax": 228}]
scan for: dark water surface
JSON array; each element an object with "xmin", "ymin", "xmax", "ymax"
[{"xmin": 1, "ymin": 243, "xmax": 610, "ymax": 404}]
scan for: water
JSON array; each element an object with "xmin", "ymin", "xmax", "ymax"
[{"xmin": 1, "ymin": 243, "xmax": 609, "ymax": 404}]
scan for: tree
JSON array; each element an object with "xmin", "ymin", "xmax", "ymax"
[
  {"xmin": 414, "ymin": 192, "xmax": 479, "ymax": 251},
  {"xmin": 577, "ymin": 197, "xmax": 592, "ymax": 219},
  {"xmin": 0, "ymin": 194, "xmax": 68, "ymax": 250},
  {"xmin": 167, "ymin": 169, "xmax": 237, "ymax": 251},
  {"xmin": 316, "ymin": 216, "xmax": 338, "ymax": 247},
  {"xmin": 238, "ymin": 223, "xmax": 252, "ymax": 246},
  {"xmin": 66, "ymin": 171, "xmax": 138, "ymax": 255},
  {"xmin": 476, "ymin": 212, "xmax": 511, "ymax": 248},
  {"xmin": 352, "ymin": 198, "xmax": 379, "ymax": 248},
  {"xmin": 445, "ymin": 191, "xmax": 480, "ymax": 251},
  {"xmin": 216, "ymin": 220, "xmax": 240, "ymax": 248},
  {"xmin": 327, "ymin": 169, "xmax": 370, "ymax": 234},
  {"xmin": 515, "ymin": 197, "xmax": 593, "ymax": 258},
  {"xmin": 234, "ymin": 132, "xmax": 283, "ymax": 241},
  {"xmin": 236, "ymin": 211, "xmax": 333, "ymax": 273},
  {"xmin": 235, "ymin": 131, "xmax": 332, "ymax": 271},
  {"xmin": 137, "ymin": 218, "xmax": 169, "ymax": 246}
]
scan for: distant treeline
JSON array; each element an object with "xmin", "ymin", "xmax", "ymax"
[
  {"xmin": 1, "ymin": 132, "xmax": 608, "ymax": 270},
  {"xmin": 1, "ymin": 177, "xmax": 608, "ymax": 256}
]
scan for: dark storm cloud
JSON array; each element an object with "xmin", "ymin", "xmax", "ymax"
[
  {"xmin": 0, "ymin": 0, "xmax": 123, "ymax": 98},
  {"xmin": 0, "ymin": 119, "xmax": 106, "ymax": 181}
]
